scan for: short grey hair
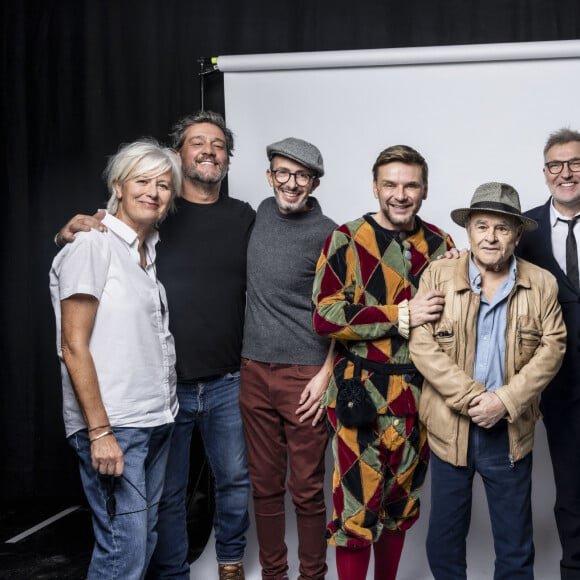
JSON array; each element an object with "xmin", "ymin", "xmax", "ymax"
[
  {"xmin": 103, "ymin": 138, "xmax": 182, "ymax": 218},
  {"xmin": 543, "ymin": 127, "xmax": 580, "ymax": 156}
]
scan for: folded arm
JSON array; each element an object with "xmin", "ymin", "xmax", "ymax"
[{"xmin": 493, "ymin": 276, "xmax": 566, "ymax": 422}]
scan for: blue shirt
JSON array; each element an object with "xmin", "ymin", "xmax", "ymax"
[{"xmin": 469, "ymin": 256, "xmax": 517, "ymax": 392}]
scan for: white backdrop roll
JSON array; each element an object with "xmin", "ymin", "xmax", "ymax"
[{"xmin": 219, "ymin": 40, "xmax": 580, "ymax": 249}]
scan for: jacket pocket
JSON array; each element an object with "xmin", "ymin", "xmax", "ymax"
[
  {"xmin": 419, "ymin": 386, "xmax": 456, "ymax": 441},
  {"xmin": 432, "ymin": 319, "xmax": 456, "ymax": 358},
  {"xmin": 511, "ymin": 399, "xmax": 541, "ymax": 453},
  {"xmin": 515, "ymin": 316, "xmax": 542, "ymax": 371}
]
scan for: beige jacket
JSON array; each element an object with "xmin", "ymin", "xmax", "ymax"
[{"xmin": 409, "ymin": 253, "xmax": 566, "ymax": 466}]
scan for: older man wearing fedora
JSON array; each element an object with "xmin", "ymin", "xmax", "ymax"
[{"xmin": 409, "ymin": 182, "xmax": 567, "ymax": 579}]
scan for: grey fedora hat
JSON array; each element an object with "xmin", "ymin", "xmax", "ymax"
[
  {"xmin": 266, "ymin": 137, "xmax": 324, "ymax": 177},
  {"xmin": 450, "ymin": 182, "xmax": 537, "ymax": 231}
]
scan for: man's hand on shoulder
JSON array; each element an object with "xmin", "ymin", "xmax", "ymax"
[
  {"xmin": 55, "ymin": 209, "xmax": 107, "ymax": 247},
  {"xmin": 437, "ymin": 247, "xmax": 468, "ymax": 260}
]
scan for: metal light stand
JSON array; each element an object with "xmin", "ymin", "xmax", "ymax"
[{"xmin": 198, "ymin": 56, "xmax": 218, "ymax": 111}]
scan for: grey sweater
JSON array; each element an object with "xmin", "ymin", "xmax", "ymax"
[{"xmin": 242, "ymin": 196, "xmax": 337, "ymax": 365}]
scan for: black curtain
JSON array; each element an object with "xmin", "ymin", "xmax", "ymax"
[{"xmin": 2, "ymin": 0, "xmax": 578, "ymax": 501}]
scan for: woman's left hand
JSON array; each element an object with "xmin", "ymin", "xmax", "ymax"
[{"xmin": 91, "ymin": 433, "xmax": 125, "ymax": 477}]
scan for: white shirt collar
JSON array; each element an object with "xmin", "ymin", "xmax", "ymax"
[
  {"xmin": 550, "ymin": 200, "xmax": 580, "ymax": 228},
  {"xmin": 102, "ymin": 211, "xmax": 160, "ymax": 269}
]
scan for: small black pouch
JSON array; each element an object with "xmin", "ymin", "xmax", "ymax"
[{"xmin": 335, "ymin": 356, "xmax": 377, "ymax": 428}]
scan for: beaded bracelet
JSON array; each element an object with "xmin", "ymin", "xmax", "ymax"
[{"xmin": 89, "ymin": 430, "xmax": 114, "ymax": 444}]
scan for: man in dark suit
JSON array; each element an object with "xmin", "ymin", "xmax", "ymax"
[{"xmin": 517, "ymin": 127, "xmax": 580, "ymax": 580}]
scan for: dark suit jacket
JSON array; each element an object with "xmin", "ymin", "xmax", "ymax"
[{"xmin": 517, "ymin": 199, "xmax": 580, "ymax": 403}]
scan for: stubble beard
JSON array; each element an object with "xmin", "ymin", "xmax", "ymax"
[
  {"xmin": 183, "ymin": 161, "xmax": 228, "ymax": 185},
  {"xmin": 381, "ymin": 207, "xmax": 416, "ymax": 230},
  {"xmin": 276, "ymin": 186, "xmax": 312, "ymax": 214}
]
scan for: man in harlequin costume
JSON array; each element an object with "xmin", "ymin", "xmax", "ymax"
[{"xmin": 312, "ymin": 144, "xmax": 454, "ymax": 579}]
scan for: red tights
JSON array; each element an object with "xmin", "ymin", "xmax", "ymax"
[{"xmin": 336, "ymin": 530, "xmax": 406, "ymax": 580}]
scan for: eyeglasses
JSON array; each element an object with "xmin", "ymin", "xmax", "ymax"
[
  {"xmin": 270, "ymin": 169, "xmax": 315, "ymax": 187},
  {"xmin": 544, "ymin": 158, "xmax": 580, "ymax": 175}
]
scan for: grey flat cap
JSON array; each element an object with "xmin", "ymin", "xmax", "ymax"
[
  {"xmin": 451, "ymin": 182, "xmax": 537, "ymax": 231},
  {"xmin": 266, "ymin": 137, "xmax": 324, "ymax": 177}
]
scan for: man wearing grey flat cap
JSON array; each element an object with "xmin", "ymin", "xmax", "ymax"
[
  {"xmin": 410, "ymin": 182, "xmax": 567, "ymax": 579},
  {"xmin": 239, "ymin": 137, "xmax": 337, "ymax": 580}
]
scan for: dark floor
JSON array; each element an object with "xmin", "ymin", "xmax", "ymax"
[{"xmin": 0, "ymin": 499, "xmax": 92, "ymax": 580}]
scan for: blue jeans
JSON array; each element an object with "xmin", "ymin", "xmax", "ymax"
[
  {"xmin": 69, "ymin": 424, "xmax": 173, "ymax": 580},
  {"xmin": 427, "ymin": 422, "xmax": 534, "ymax": 580},
  {"xmin": 149, "ymin": 372, "xmax": 250, "ymax": 578}
]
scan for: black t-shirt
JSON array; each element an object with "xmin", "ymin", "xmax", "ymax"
[{"xmin": 156, "ymin": 195, "xmax": 255, "ymax": 381}]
